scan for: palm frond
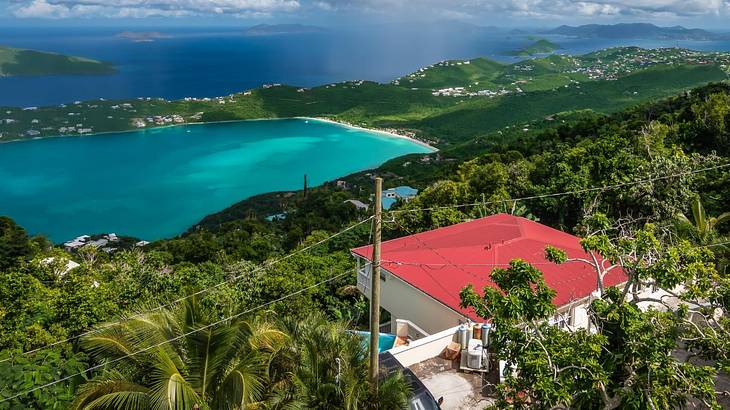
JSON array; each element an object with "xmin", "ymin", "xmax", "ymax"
[
  {"xmin": 148, "ymin": 348, "xmax": 204, "ymax": 410},
  {"xmin": 71, "ymin": 371, "xmax": 150, "ymax": 410},
  {"xmin": 216, "ymin": 351, "xmax": 268, "ymax": 409},
  {"xmin": 81, "ymin": 329, "xmax": 136, "ymax": 361},
  {"xmin": 81, "ymin": 391, "xmax": 151, "ymax": 410},
  {"xmin": 691, "ymin": 196, "xmax": 708, "ymax": 234},
  {"xmin": 713, "ymin": 212, "xmax": 730, "ymax": 228}
]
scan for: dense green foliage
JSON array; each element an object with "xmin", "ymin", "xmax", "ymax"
[
  {"xmin": 462, "ymin": 217, "xmax": 728, "ymax": 409},
  {"xmin": 1, "ymin": 80, "xmax": 730, "ymax": 408},
  {"xmin": 0, "ymin": 47, "xmax": 114, "ymax": 77},
  {"xmin": 72, "ymin": 299, "xmax": 409, "ymax": 409}
]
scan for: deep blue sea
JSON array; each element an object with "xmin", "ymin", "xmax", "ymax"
[
  {"xmin": 0, "ymin": 119, "xmax": 432, "ymax": 241},
  {"xmin": 3, "ymin": 25, "xmax": 730, "ymax": 107},
  {"xmin": 1, "ymin": 26, "xmax": 730, "ymax": 242}
]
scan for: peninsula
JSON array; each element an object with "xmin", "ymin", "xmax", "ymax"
[
  {"xmin": 505, "ymin": 38, "xmax": 560, "ymax": 56},
  {"xmin": 0, "ymin": 46, "xmax": 115, "ymax": 77}
]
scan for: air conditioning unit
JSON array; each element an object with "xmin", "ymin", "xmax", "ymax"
[{"xmin": 467, "ymin": 339, "xmax": 483, "ymax": 369}]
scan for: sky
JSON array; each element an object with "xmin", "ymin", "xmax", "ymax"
[{"xmin": 1, "ymin": 0, "xmax": 729, "ymax": 29}]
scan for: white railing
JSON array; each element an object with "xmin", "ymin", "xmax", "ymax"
[{"xmin": 357, "ymin": 267, "xmax": 370, "ymax": 295}]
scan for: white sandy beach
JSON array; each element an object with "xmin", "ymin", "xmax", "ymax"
[{"xmin": 297, "ymin": 116, "xmax": 438, "ymax": 152}]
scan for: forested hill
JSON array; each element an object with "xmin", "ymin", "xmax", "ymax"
[
  {"xmin": 1, "ymin": 82, "xmax": 729, "ymax": 408},
  {"xmin": 0, "ymin": 46, "xmax": 115, "ymax": 77},
  {"xmin": 1, "ymin": 46, "xmax": 728, "ymax": 143}
]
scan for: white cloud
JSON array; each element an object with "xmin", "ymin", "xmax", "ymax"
[
  {"xmin": 11, "ymin": 0, "xmax": 300, "ymax": 18},
  {"xmin": 7, "ymin": 0, "xmax": 730, "ymax": 19},
  {"xmin": 13, "ymin": 0, "xmax": 71, "ymax": 18},
  {"xmin": 314, "ymin": 0, "xmax": 729, "ymax": 19}
]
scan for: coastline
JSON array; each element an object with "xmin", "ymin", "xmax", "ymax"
[
  {"xmin": 2, "ymin": 116, "xmax": 436, "ymax": 243},
  {"xmin": 0, "ymin": 116, "xmax": 439, "ymax": 152},
  {"xmin": 296, "ymin": 116, "xmax": 438, "ymax": 152}
]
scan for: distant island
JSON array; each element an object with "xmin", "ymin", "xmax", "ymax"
[
  {"xmin": 116, "ymin": 31, "xmax": 173, "ymax": 42},
  {"xmin": 242, "ymin": 24, "xmax": 327, "ymax": 36},
  {"xmin": 547, "ymin": 23, "xmax": 729, "ymax": 41},
  {"xmin": 505, "ymin": 38, "xmax": 560, "ymax": 56},
  {"xmin": 0, "ymin": 46, "xmax": 115, "ymax": 77}
]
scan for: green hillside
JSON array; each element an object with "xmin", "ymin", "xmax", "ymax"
[
  {"xmin": 0, "ymin": 47, "xmax": 728, "ymax": 145},
  {"xmin": 395, "ymin": 57, "xmax": 506, "ymax": 89},
  {"xmin": 2, "ymin": 58, "xmax": 730, "ymax": 409},
  {"xmin": 0, "ymin": 46, "xmax": 115, "ymax": 77},
  {"xmin": 408, "ymin": 64, "xmax": 728, "ymax": 140}
]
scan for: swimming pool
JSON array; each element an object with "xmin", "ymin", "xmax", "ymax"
[{"xmin": 356, "ymin": 331, "xmax": 397, "ymax": 353}]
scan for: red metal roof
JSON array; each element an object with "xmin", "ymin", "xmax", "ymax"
[{"xmin": 352, "ymin": 214, "xmax": 626, "ymax": 322}]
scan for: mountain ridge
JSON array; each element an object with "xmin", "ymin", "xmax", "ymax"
[{"xmin": 547, "ymin": 23, "xmax": 728, "ymax": 40}]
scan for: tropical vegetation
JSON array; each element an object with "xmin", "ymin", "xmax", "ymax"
[{"xmin": 1, "ymin": 82, "xmax": 730, "ymax": 408}]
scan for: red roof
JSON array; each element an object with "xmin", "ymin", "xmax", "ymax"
[{"xmin": 352, "ymin": 214, "xmax": 626, "ymax": 321}]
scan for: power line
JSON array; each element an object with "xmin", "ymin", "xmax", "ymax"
[
  {"xmin": 7, "ymin": 162, "xmax": 728, "ymax": 363},
  {"xmin": 387, "ymin": 162, "xmax": 730, "ymax": 215},
  {"xmin": 0, "ymin": 268, "xmax": 355, "ymax": 404},
  {"xmin": 0, "ymin": 216, "xmax": 373, "ymax": 364}
]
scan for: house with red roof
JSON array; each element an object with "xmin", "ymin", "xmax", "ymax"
[{"xmin": 352, "ymin": 213, "xmax": 627, "ymax": 335}]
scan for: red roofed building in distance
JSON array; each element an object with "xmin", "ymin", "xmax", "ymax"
[{"xmin": 352, "ymin": 213, "xmax": 627, "ymax": 335}]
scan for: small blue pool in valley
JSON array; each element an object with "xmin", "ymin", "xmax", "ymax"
[{"xmin": 356, "ymin": 331, "xmax": 397, "ymax": 353}]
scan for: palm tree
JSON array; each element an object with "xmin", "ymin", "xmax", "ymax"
[
  {"xmin": 72, "ymin": 298, "xmax": 287, "ymax": 410},
  {"xmin": 675, "ymin": 196, "xmax": 730, "ymax": 245},
  {"xmin": 268, "ymin": 314, "xmax": 411, "ymax": 410}
]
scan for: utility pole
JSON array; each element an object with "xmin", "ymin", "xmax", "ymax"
[
  {"xmin": 303, "ymin": 174, "xmax": 308, "ymax": 198},
  {"xmin": 369, "ymin": 177, "xmax": 383, "ymax": 395}
]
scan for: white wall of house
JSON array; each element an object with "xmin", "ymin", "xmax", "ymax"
[
  {"xmin": 356, "ymin": 256, "xmax": 686, "ymax": 337},
  {"xmin": 356, "ymin": 256, "xmax": 467, "ymax": 335},
  {"xmin": 572, "ymin": 305, "xmax": 591, "ymax": 329}
]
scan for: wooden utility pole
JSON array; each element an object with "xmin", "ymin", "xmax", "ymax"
[
  {"xmin": 303, "ymin": 174, "xmax": 308, "ymax": 198},
  {"xmin": 369, "ymin": 177, "xmax": 383, "ymax": 395}
]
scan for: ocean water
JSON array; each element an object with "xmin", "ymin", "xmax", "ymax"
[
  {"xmin": 0, "ymin": 119, "xmax": 432, "ymax": 242},
  {"xmin": 4, "ymin": 26, "xmax": 730, "ymax": 107},
  {"xmin": 2, "ymin": 26, "xmax": 730, "ymax": 242}
]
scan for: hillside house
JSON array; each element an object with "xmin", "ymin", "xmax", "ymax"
[
  {"xmin": 381, "ymin": 186, "xmax": 419, "ymax": 210},
  {"xmin": 352, "ymin": 214, "xmax": 627, "ymax": 335},
  {"xmin": 352, "ymin": 215, "xmax": 692, "ymax": 408},
  {"xmin": 344, "ymin": 199, "xmax": 369, "ymax": 211}
]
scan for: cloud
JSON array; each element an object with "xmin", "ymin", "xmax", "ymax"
[
  {"xmin": 7, "ymin": 0, "xmax": 729, "ymax": 19},
  {"xmin": 10, "ymin": 0, "xmax": 300, "ymax": 18},
  {"xmin": 314, "ymin": 0, "xmax": 729, "ymax": 19}
]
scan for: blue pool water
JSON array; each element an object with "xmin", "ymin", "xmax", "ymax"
[
  {"xmin": 357, "ymin": 331, "xmax": 397, "ymax": 353},
  {"xmin": 0, "ymin": 118, "xmax": 433, "ymax": 242}
]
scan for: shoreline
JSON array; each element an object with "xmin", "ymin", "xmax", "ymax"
[
  {"xmin": 296, "ymin": 116, "xmax": 438, "ymax": 152},
  {"xmin": 0, "ymin": 117, "xmax": 438, "ymax": 151}
]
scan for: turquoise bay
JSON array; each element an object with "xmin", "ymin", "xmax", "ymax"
[{"xmin": 0, "ymin": 119, "xmax": 433, "ymax": 242}]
